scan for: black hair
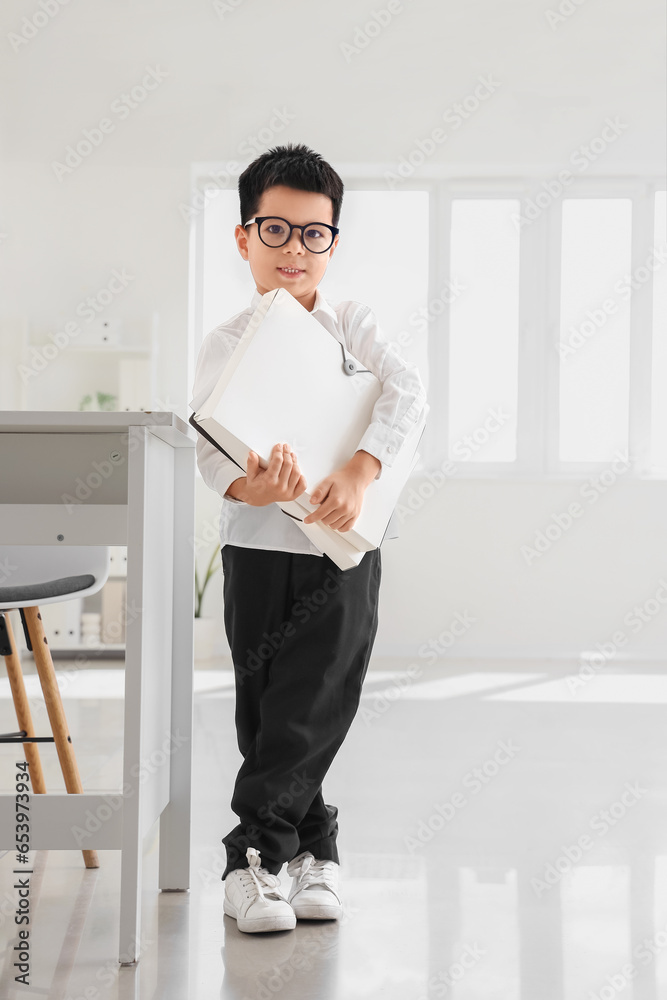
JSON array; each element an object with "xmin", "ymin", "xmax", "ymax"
[{"xmin": 238, "ymin": 142, "xmax": 344, "ymax": 229}]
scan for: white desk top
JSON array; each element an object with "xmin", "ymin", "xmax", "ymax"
[{"xmin": 0, "ymin": 410, "xmax": 196, "ymax": 448}]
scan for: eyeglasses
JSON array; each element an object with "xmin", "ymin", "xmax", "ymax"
[{"xmin": 243, "ymin": 216, "xmax": 339, "ymax": 254}]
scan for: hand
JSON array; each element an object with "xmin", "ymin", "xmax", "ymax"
[
  {"xmin": 228, "ymin": 443, "xmax": 307, "ymax": 506},
  {"xmin": 304, "ymin": 450, "xmax": 381, "ymax": 532}
]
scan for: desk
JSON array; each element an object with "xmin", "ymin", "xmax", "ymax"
[{"xmin": 0, "ymin": 411, "xmax": 196, "ymax": 965}]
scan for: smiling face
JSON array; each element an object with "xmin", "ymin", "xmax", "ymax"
[{"xmin": 235, "ymin": 184, "xmax": 339, "ymax": 312}]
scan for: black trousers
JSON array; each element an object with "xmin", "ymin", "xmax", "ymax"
[{"xmin": 219, "ymin": 543, "xmax": 381, "ymax": 880}]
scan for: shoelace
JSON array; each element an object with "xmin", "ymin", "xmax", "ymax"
[
  {"xmin": 239, "ymin": 851, "xmax": 285, "ymax": 904},
  {"xmin": 286, "ymin": 853, "xmax": 340, "ymax": 898}
]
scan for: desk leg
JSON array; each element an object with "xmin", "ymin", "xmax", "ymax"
[
  {"xmin": 159, "ymin": 442, "xmax": 195, "ymax": 890},
  {"xmin": 119, "ymin": 425, "xmax": 181, "ymax": 964},
  {"xmin": 118, "ymin": 425, "xmax": 147, "ymax": 966}
]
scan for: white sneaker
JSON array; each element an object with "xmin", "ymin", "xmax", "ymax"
[
  {"xmin": 286, "ymin": 851, "xmax": 343, "ymax": 920},
  {"xmin": 223, "ymin": 847, "xmax": 296, "ymax": 933}
]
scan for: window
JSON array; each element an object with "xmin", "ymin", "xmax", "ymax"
[
  {"xmin": 651, "ymin": 190, "xmax": 667, "ymax": 473},
  {"xmin": 200, "ymin": 187, "xmax": 251, "ymax": 336},
  {"xmin": 190, "ymin": 172, "xmax": 666, "ymax": 480},
  {"xmin": 558, "ymin": 199, "xmax": 632, "ymax": 463},
  {"xmin": 448, "ymin": 199, "xmax": 520, "ymax": 462},
  {"xmin": 319, "ymin": 188, "xmax": 430, "ymax": 392}
]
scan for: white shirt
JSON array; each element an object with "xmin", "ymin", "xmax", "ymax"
[{"xmin": 189, "ymin": 285, "xmax": 429, "ymax": 558}]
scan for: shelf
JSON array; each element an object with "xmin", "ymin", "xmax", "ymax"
[
  {"xmin": 28, "ymin": 343, "xmax": 150, "ymax": 355},
  {"xmin": 25, "ymin": 644, "xmax": 126, "ymax": 658}
]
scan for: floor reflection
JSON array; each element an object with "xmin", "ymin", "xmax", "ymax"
[{"xmin": 0, "ymin": 659, "xmax": 664, "ymax": 999}]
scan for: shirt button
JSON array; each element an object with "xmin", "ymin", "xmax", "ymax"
[{"xmin": 386, "ymin": 445, "xmax": 394, "ymax": 453}]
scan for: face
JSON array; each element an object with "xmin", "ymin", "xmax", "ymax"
[{"xmin": 235, "ymin": 184, "xmax": 339, "ymax": 312}]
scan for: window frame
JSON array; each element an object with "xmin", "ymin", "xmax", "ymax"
[{"xmin": 189, "ymin": 167, "xmax": 667, "ymax": 482}]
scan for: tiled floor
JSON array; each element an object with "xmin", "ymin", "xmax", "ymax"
[{"xmin": 1, "ymin": 656, "xmax": 667, "ymax": 999}]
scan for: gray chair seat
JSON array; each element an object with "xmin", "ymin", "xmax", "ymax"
[{"xmin": 0, "ymin": 573, "xmax": 95, "ymax": 604}]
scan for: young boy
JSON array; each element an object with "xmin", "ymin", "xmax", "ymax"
[{"xmin": 190, "ymin": 142, "xmax": 429, "ymax": 934}]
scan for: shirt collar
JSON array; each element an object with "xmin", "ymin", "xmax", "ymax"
[{"xmin": 249, "ymin": 285, "xmax": 338, "ymax": 323}]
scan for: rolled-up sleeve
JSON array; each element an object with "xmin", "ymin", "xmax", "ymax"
[
  {"xmin": 345, "ymin": 303, "xmax": 429, "ymax": 480},
  {"xmin": 189, "ymin": 329, "xmax": 246, "ymax": 505}
]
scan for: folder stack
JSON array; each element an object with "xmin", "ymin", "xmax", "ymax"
[{"xmin": 190, "ymin": 287, "xmax": 425, "ymax": 570}]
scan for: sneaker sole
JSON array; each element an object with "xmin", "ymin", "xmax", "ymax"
[
  {"xmin": 223, "ymin": 898, "xmax": 296, "ymax": 933},
  {"xmin": 291, "ymin": 902, "xmax": 342, "ymax": 920}
]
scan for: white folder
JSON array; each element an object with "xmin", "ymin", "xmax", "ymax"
[{"xmin": 190, "ymin": 287, "xmax": 425, "ymax": 570}]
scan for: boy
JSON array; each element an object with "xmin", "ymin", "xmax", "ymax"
[{"xmin": 190, "ymin": 142, "xmax": 428, "ymax": 934}]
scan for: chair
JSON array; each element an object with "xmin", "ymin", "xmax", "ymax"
[{"xmin": 0, "ymin": 545, "xmax": 111, "ymax": 869}]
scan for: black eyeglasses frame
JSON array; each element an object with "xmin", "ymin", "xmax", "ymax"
[{"xmin": 243, "ymin": 216, "xmax": 340, "ymax": 254}]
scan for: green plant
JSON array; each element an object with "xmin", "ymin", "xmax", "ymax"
[
  {"xmin": 195, "ymin": 544, "xmax": 221, "ymax": 618},
  {"xmin": 78, "ymin": 391, "xmax": 117, "ymax": 411}
]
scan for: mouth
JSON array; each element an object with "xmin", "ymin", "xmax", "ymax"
[{"xmin": 277, "ymin": 266, "xmax": 305, "ymax": 277}]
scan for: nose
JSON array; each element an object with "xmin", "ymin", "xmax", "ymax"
[{"xmin": 283, "ymin": 228, "xmax": 305, "ymax": 253}]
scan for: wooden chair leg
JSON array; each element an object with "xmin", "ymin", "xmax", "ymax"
[
  {"xmin": 2, "ymin": 611, "xmax": 47, "ymax": 793},
  {"xmin": 23, "ymin": 606, "xmax": 99, "ymax": 869}
]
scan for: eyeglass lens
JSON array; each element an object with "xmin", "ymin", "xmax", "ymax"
[{"xmin": 258, "ymin": 218, "xmax": 334, "ymax": 253}]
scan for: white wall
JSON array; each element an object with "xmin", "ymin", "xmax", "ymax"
[{"xmin": 2, "ymin": 0, "xmax": 665, "ymax": 658}]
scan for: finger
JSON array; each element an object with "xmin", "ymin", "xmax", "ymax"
[
  {"xmin": 322, "ymin": 509, "xmax": 352, "ymax": 528},
  {"xmin": 320, "ymin": 500, "xmax": 355, "ymax": 528},
  {"xmin": 289, "ymin": 451, "xmax": 303, "ymax": 476},
  {"xmin": 267, "ymin": 443, "xmax": 285, "ymax": 477},
  {"xmin": 277, "ymin": 444, "xmax": 293, "ymax": 484},
  {"xmin": 294, "ymin": 474, "xmax": 307, "ymax": 496},
  {"xmin": 304, "ymin": 495, "xmax": 330, "ymax": 521},
  {"xmin": 309, "ymin": 481, "xmax": 330, "ymax": 505},
  {"xmin": 333, "ymin": 515, "xmax": 356, "ymax": 532},
  {"xmin": 287, "ymin": 472, "xmax": 307, "ymax": 499},
  {"xmin": 304, "ymin": 496, "xmax": 337, "ymax": 524},
  {"xmin": 287, "ymin": 451, "xmax": 301, "ymax": 482},
  {"xmin": 287, "ymin": 463, "xmax": 305, "ymax": 492},
  {"xmin": 246, "ymin": 450, "xmax": 258, "ymax": 480}
]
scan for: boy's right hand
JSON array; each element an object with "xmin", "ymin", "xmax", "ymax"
[{"xmin": 226, "ymin": 443, "xmax": 307, "ymax": 506}]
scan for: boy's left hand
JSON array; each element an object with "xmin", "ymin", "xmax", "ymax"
[{"xmin": 303, "ymin": 450, "xmax": 381, "ymax": 532}]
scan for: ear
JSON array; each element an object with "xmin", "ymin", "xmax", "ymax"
[{"xmin": 235, "ymin": 224, "xmax": 249, "ymax": 261}]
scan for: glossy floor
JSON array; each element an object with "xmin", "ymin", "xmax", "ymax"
[{"xmin": 1, "ymin": 658, "xmax": 666, "ymax": 999}]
